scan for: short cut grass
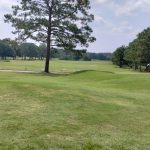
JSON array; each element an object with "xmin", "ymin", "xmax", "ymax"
[{"xmin": 0, "ymin": 60, "xmax": 150, "ymax": 150}]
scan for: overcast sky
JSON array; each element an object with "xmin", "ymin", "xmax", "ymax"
[{"xmin": 0, "ymin": 0, "xmax": 150, "ymax": 52}]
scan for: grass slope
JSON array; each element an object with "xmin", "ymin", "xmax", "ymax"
[{"xmin": 0, "ymin": 60, "xmax": 150, "ymax": 150}]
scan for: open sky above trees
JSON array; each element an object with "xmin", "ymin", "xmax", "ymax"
[{"xmin": 1, "ymin": 0, "xmax": 150, "ymax": 52}]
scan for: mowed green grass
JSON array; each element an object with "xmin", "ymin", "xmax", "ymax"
[
  {"xmin": 0, "ymin": 60, "xmax": 131, "ymax": 73},
  {"xmin": 0, "ymin": 60, "xmax": 150, "ymax": 150}
]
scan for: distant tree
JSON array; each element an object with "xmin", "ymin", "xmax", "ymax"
[
  {"xmin": 28, "ymin": 44, "xmax": 38, "ymax": 59},
  {"xmin": 19, "ymin": 43, "xmax": 28, "ymax": 59},
  {"xmin": 83, "ymin": 55, "xmax": 91, "ymax": 61},
  {"xmin": 112, "ymin": 27, "xmax": 150, "ymax": 72},
  {"xmin": 73, "ymin": 50, "xmax": 87, "ymax": 61},
  {"xmin": 19, "ymin": 43, "xmax": 38, "ymax": 60},
  {"xmin": 85, "ymin": 53, "xmax": 112, "ymax": 60},
  {"xmin": 124, "ymin": 27, "xmax": 150, "ymax": 71},
  {"xmin": 2, "ymin": 38, "xmax": 19, "ymax": 58},
  {"xmin": 137, "ymin": 28, "xmax": 150, "ymax": 66},
  {"xmin": 0, "ymin": 41, "xmax": 15, "ymax": 60},
  {"xmin": 125, "ymin": 39, "xmax": 144, "ymax": 71},
  {"xmin": 112, "ymin": 46, "xmax": 126, "ymax": 68},
  {"xmin": 4, "ymin": 0, "xmax": 96, "ymax": 73},
  {"xmin": 38, "ymin": 44, "xmax": 47, "ymax": 60}
]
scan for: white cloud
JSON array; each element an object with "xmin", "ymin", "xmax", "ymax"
[
  {"xmin": 94, "ymin": 14, "xmax": 134, "ymax": 34},
  {"xmin": 115, "ymin": 0, "xmax": 150, "ymax": 16},
  {"xmin": 94, "ymin": 15, "xmax": 109, "ymax": 25},
  {"xmin": 0, "ymin": 0, "xmax": 17, "ymax": 12},
  {"xmin": 112, "ymin": 21, "xmax": 133, "ymax": 33},
  {"xmin": 94, "ymin": 0, "xmax": 150, "ymax": 16},
  {"xmin": 95, "ymin": 0, "xmax": 110, "ymax": 4}
]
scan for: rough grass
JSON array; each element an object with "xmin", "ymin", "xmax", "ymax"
[{"xmin": 0, "ymin": 60, "xmax": 150, "ymax": 150}]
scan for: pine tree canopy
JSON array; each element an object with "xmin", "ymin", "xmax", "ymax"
[{"xmin": 4, "ymin": 0, "xmax": 96, "ymax": 72}]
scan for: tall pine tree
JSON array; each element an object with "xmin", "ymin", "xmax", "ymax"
[{"xmin": 4, "ymin": 0, "xmax": 95, "ymax": 73}]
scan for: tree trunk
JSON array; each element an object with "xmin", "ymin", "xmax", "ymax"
[
  {"xmin": 140, "ymin": 62, "xmax": 142, "ymax": 72},
  {"xmin": 134, "ymin": 62, "xmax": 138, "ymax": 70},
  {"xmin": 45, "ymin": 27, "xmax": 51, "ymax": 73},
  {"xmin": 44, "ymin": 1, "xmax": 53, "ymax": 73}
]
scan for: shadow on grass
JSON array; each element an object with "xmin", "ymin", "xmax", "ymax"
[
  {"xmin": 0, "ymin": 69, "xmax": 115, "ymax": 76},
  {"xmin": 40, "ymin": 70, "xmax": 115, "ymax": 77}
]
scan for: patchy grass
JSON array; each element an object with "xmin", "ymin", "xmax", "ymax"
[{"xmin": 0, "ymin": 60, "xmax": 150, "ymax": 149}]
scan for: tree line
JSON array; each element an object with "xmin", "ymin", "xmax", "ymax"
[
  {"xmin": 0, "ymin": 38, "xmax": 112, "ymax": 61},
  {"xmin": 112, "ymin": 27, "xmax": 150, "ymax": 71},
  {"xmin": 0, "ymin": 39, "xmax": 47, "ymax": 60},
  {"xmin": 55, "ymin": 50, "xmax": 112, "ymax": 61}
]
